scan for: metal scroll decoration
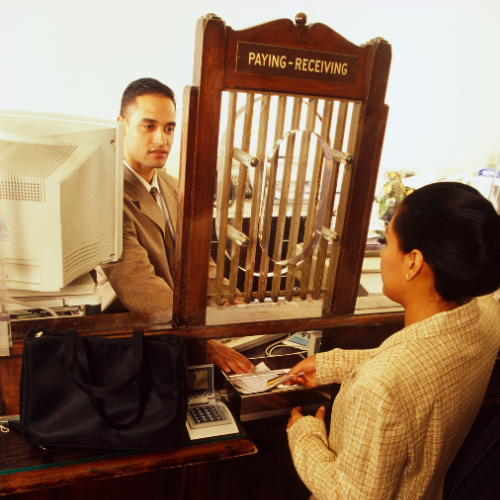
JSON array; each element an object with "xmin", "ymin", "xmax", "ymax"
[
  {"xmin": 259, "ymin": 129, "xmax": 336, "ymax": 270},
  {"xmin": 215, "ymin": 96, "xmax": 352, "ymax": 280}
]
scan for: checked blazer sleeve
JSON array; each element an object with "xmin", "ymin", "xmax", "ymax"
[{"xmin": 288, "ymin": 296, "xmax": 500, "ymax": 500}]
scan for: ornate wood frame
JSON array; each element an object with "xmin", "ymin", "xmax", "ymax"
[{"xmin": 174, "ymin": 14, "xmax": 392, "ymax": 326}]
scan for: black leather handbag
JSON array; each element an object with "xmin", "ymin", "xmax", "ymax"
[{"xmin": 20, "ymin": 328, "xmax": 188, "ymax": 450}]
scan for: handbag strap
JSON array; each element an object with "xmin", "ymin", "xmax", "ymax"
[
  {"xmin": 64, "ymin": 329, "xmax": 145, "ymax": 431},
  {"xmin": 26, "ymin": 327, "xmax": 65, "ymax": 338},
  {"xmin": 65, "ymin": 329, "xmax": 144, "ymax": 397}
]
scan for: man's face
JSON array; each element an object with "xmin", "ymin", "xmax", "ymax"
[{"xmin": 120, "ymin": 94, "xmax": 176, "ymax": 182}]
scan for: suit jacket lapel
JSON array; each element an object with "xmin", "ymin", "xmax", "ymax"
[
  {"xmin": 123, "ymin": 166, "xmax": 166, "ymax": 235},
  {"xmin": 157, "ymin": 171, "xmax": 178, "ymax": 236}
]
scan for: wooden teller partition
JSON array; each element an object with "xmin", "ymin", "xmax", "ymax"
[{"xmin": 0, "ymin": 13, "xmax": 498, "ymax": 500}]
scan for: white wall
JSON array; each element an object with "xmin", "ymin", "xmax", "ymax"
[{"xmin": 1, "ymin": 0, "xmax": 499, "ymax": 179}]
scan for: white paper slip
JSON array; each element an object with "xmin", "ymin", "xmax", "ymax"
[{"xmin": 228, "ymin": 369, "xmax": 304, "ymax": 395}]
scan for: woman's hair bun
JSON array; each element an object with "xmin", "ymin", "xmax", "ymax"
[{"xmin": 394, "ymin": 182, "xmax": 500, "ymax": 302}]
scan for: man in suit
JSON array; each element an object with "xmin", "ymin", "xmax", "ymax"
[{"xmin": 97, "ymin": 78, "xmax": 253, "ymax": 374}]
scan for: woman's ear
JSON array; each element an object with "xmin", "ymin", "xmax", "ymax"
[{"xmin": 405, "ymin": 249, "xmax": 424, "ymax": 279}]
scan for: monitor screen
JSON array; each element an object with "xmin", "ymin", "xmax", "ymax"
[{"xmin": 0, "ymin": 110, "xmax": 123, "ymax": 293}]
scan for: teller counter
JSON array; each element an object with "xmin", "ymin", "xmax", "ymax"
[
  {"xmin": 0, "ymin": 420, "xmax": 255, "ymax": 499},
  {"xmin": 0, "ymin": 308, "xmax": 405, "ymax": 500},
  {"xmin": 2, "ymin": 308, "xmax": 499, "ymax": 500}
]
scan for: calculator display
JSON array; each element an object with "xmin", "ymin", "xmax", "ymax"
[
  {"xmin": 189, "ymin": 370, "xmax": 208, "ymax": 390},
  {"xmin": 188, "ymin": 366, "xmax": 214, "ymax": 399}
]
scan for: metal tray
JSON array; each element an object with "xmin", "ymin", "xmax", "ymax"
[{"xmin": 215, "ymin": 353, "xmax": 332, "ymax": 421}]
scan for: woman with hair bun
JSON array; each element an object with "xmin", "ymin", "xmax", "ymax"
[{"xmin": 286, "ymin": 182, "xmax": 500, "ymax": 500}]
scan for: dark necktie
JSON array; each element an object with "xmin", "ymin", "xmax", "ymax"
[
  {"xmin": 149, "ymin": 185, "xmax": 175, "ymax": 269},
  {"xmin": 150, "ymin": 186, "xmax": 159, "ymax": 202}
]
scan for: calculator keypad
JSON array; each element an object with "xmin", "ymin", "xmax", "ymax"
[{"xmin": 187, "ymin": 404, "xmax": 228, "ymax": 428}]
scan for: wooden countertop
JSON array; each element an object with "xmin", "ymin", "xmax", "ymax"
[{"xmin": 0, "ymin": 421, "xmax": 256, "ymax": 496}]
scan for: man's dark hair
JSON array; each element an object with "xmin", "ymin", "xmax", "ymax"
[
  {"xmin": 393, "ymin": 182, "xmax": 500, "ymax": 302},
  {"xmin": 120, "ymin": 78, "xmax": 176, "ymax": 118}
]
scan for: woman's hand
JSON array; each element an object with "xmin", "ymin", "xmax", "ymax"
[
  {"xmin": 287, "ymin": 405, "xmax": 326, "ymax": 429},
  {"xmin": 285, "ymin": 355, "xmax": 318, "ymax": 388}
]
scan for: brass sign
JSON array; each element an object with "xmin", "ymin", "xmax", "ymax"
[{"xmin": 236, "ymin": 42, "xmax": 358, "ymax": 84}]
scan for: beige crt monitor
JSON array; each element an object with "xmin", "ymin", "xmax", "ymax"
[{"xmin": 0, "ymin": 111, "xmax": 123, "ymax": 293}]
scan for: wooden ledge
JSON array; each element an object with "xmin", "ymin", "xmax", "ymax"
[{"xmin": 0, "ymin": 428, "xmax": 256, "ymax": 496}]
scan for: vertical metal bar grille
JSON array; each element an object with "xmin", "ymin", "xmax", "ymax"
[
  {"xmin": 228, "ymin": 93, "xmax": 255, "ymax": 303},
  {"xmin": 312, "ymin": 101, "xmax": 348, "ymax": 298},
  {"xmin": 257, "ymin": 95, "xmax": 287, "ymax": 302},
  {"xmin": 284, "ymin": 100, "xmax": 318, "ymax": 300},
  {"xmin": 211, "ymin": 92, "xmax": 361, "ymax": 304},
  {"xmin": 243, "ymin": 95, "xmax": 270, "ymax": 302},
  {"xmin": 324, "ymin": 102, "xmax": 362, "ymax": 308},
  {"xmin": 271, "ymin": 97, "xmax": 302, "ymax": 300},
  {"xmin": 214, "ymin": 92, "xmax": 237, "ymax": 304},
  {"xmin": 299, "ymin": 99, "xmax": 334, "ymax": 298}
]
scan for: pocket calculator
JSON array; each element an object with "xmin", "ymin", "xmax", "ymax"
[
  {"xmin": 187, "ymin": 403, "xmax": 229, "ymax": 428},
  {"xmin": 186, "ymin": 365, "xmax": 239, "ymax": 439}
]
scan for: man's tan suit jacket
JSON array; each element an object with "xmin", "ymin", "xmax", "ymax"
[{"xmin": 100, "ymin": 166, "xmax": 178, "ymax": 313}]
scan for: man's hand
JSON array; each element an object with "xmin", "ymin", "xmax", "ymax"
[
  {"xmin": 206, "ymin": 340, "xmax": 254, "ymax": 374},
  {"xmin": 287, "ymin": 405, "xmax": 326, "ymax": 429},
  {"xmin": 285, "ymin": 355, "xmax": 318, "ymax": 388},
  {"xmin": 222, "ymin": 299, "xmax": 245, "ymax": 306}
]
